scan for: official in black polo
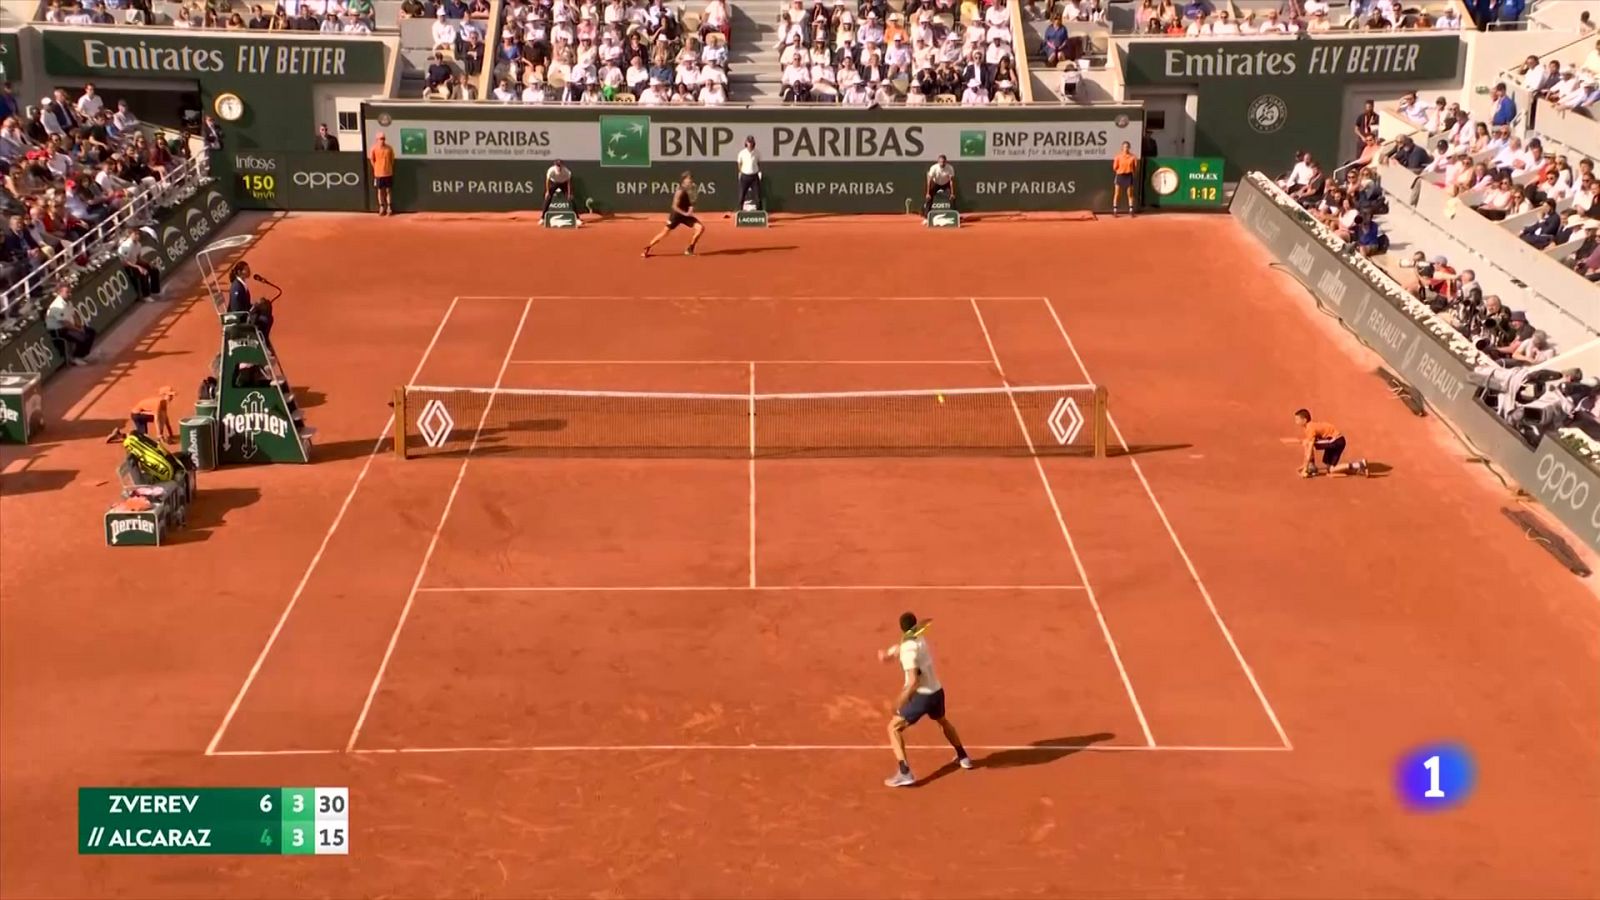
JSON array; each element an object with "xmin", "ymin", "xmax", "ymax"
[{"xmin": 313, "ymin": 123, "xmax": 340, "ymax": 152}]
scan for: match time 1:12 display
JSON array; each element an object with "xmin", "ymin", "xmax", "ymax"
[{"xmin": 1146, "ymin": 157, "xmax": 1226, "ymax": 208}]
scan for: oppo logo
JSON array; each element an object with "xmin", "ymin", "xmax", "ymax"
[
  {"xmin": 71, "ymin": 269, "xmax": 132, "ymax": 322},
  {"xmin": 1535, "ymin": 452, "xmax": 1591, "ymax": 511},
  {"xmin": 293, "ymin": 171, "xmax": 360, "ymax": 189}
]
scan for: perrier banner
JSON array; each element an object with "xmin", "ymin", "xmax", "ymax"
[
  {"xmin": 363, "ymin": 103, "xmax": 1145, "ymax": 213},
  {"xmin": 1121, "ymin": 35, "xmax": 1464, "ymax": 180}
]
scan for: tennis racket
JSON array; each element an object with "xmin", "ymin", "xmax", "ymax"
[{"xmin": 904, "ymin": 618, "xmax": 933, "ymax": 639}]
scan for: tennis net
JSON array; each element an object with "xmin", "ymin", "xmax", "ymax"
[{"xmin": 393, "ymin": 383, "xmax": 1108, "ymax": 459}]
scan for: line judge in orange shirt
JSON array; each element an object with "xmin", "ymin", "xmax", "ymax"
[
  {"xmin": 369, "ymin": 132, "xmax": 396, "ymax": 217},
  {"xmin": 1111, "ymin": 140, "xmax": 1138, "ymax": 217},
  {"xmin": 1294, "ymin": 408, "xmax": 1368, "ymax": 478}
]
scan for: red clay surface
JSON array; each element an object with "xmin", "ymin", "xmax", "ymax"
[{"xmin": 2, "ymin": 211, "xmax": 1597, "ymax": 898}]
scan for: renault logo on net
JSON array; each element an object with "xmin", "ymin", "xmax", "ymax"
[{"xmin": 293, "ymin": 171, "xmax": 361, "ymax": 189}]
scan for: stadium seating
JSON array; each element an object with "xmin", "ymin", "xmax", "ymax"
[
  {"xmin": 0, "ymin": 87, "xmax": 202, "ymax": 326},
  {"xmin": 484, "ymin": 0, "xmax": 703, "ymax": 102}
]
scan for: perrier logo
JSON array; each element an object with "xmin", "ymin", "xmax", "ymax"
[
  {"xmin": 958, "ymin": 129, "xmax": 987, "ymax": 158},
  {"xmin": 222, "ymin": 390, "xmax": 290, "ymax": 460},
  {"xmin": 599, "ymin": 116, "xmax": 650, "ymax": 168},
  {"xmin": 399, "ymin": 127, "xmax": 428, "ymax": 156}
]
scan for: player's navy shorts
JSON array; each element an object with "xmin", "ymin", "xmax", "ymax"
[
  {"xmin": 374, "ymin": 175, "xmax": 393, "ymax": 189},
  {"xmin": 898, "ymin": 689, "xmax": 947, "ymax": 725},
  {"xmin": 1316, "ymin": 435, "xmax": 1346, "ymax": 465},
  {"xmin": 1115, "ymin": 172, "xmax": 1135, "ymax": 187},
  {"xmin": 667, "ymin": 210, "xmax": 699, "ymax": 229}
]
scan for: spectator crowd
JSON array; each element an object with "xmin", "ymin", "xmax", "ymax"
[
  {"xmin": 1132, "ymin": 0, "xmax": 1464, "ymax": 35},
  {"xmin": 43, "ymin": 0, "xmax": 383, "ymax": 31},
  {"xmin": 428, "ymin": 0, "xmax": 729, "ymax": 103},
  {"xmin": 777, "ymin": 0, "xmax": 1021, "ymax": 105},
  {"xmin": 0, "ymin": 83, "xmax": 183, "ymax": 298}
]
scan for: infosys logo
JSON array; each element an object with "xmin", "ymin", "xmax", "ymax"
[{"xmin": 293, "ymin": 171, "xmax": 360, "ymax": 189}]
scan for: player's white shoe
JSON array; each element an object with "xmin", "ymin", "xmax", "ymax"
[
  {"xmin": 884, "ymin": 771, "xmax": 915, "ymax": 787},
  {"xmin": 957, "ymin": 756, "xmax": 974, "ymax": 769}
]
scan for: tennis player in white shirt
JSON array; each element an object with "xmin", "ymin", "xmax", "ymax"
[{"xmin": 881, "ymin": 611, "xmax": 972, "ymax": 787}]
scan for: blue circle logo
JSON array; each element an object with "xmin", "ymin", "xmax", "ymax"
[{"xmin": 1395, "ymin": 743, "xmax": 1476, "ymax": 812}]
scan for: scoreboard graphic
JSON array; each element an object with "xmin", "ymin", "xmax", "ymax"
[{"xmin": 79, "ymin": 788, "xmax": 348, "ymax": 855}]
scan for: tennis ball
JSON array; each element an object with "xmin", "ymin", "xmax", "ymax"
[{"xmin": 937, "ymin": 394, "xmax": 945, "ymax": 404}]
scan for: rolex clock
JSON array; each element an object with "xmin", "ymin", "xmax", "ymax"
[
  {"xmin": 1150, "ymin": 166, "xmax": 1180, "ymax": 197},
  {"xmin": 213, "ymin": 92, "xmax": 245, "ymax": 122}
]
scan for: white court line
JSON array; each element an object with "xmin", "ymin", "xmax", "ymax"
[
  {"xmin": 207, "ymin": 743, "xmax": 1292, "ymax": 757},
  {"xmin": 968, "ymin": 298, "xmax": 1156, "ymax": 748},
  {"xmin": 345, "ymin": 299, "xmax": 534, "ymax": 753},
  {"xmin": 1041, "ymin": 297, "xmax": 1293, "ymax": 751},
  {"xmin": 748, "ymin": 361, "xmax": 757, "ymax": 589},
  {"xmin": 203, "ymin": 296, "xmax": 462, "ymax": 757},
  {"xmin": 509, "ymin": 359, "xmax": 996, "ymax": 366},
  {"xmin": 482, "ymin": 295, "xmax": 1053, "ymax": 302},
  {"xmin": 413, "ymin": 584, "xmax": 1088, "ymax": 593}
]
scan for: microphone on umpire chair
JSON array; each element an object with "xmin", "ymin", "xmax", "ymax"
[{"xmin": 252, "ymin": 274, "xmax": 281, "ymax": 289}]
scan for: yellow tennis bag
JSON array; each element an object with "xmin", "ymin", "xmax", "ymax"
[{"xmin": 123, "ymin": 431, "xmax": 177, "ymax": 483}]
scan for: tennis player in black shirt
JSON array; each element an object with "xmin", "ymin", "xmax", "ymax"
[{"xmin": 642, "ymin": 172, "xmax": 705, "ymax": 258}]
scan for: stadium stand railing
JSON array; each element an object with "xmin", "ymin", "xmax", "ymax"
[
  {"xmin": 0, "ymin": 151, "xmax": 207, "ymax": 325},
  {"xmin": 1115, "ymin": 0, "xmax": 1469, "ymax": 36},
  {"xmin": 35, "ymin": 0, "xmax": 393, "ymax": 31}
]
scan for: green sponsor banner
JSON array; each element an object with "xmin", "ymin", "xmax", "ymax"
[
  {"xmin": 0, "ymin": 185, "xmax": 232, "ymax": 378},
  {"xmin": 0, "ymin": 29, "xmax": 21, "ymax": 84},
  {"xmin": 105, "ymin": 510, "xmax": 162, "ymax": 546},
  {"xmin": 0, "ymin": 372, "xmax": 42, "ymax": 443},
  {"xmin": 391, "ymin": 160, "xmax": 1096, "ymax": 214},
  {"xmin": 366, "ymin": 103, "xmax": 1143, "ymax": 213},
  {"xmin": 39, "ymin": 27, "xmax": 389, "ymax": 159},
  {"xmin": 1146, "ymin": 156, "xmax": 1225, "ymax": 208},
  {"xmin": 1122, "ymin": 36, "xmax": 1463, "ymax": 180},
  {"xmin": 229, "ymin": 151, "xmax": 368, "ymax": 211},
  {"xmin": 79, "ymin": 787, "xmax": 347, "ymax": 855}
]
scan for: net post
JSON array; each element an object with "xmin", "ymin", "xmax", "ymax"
[
  {"xmin": 392, "ymin": 386, "xmax": 407, "ymax": 460},
  {"xmin": 1093, "ymin": 385, "xmax": 1109, "ymax": 459}
]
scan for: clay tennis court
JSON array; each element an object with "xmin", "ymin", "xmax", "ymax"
[{"xmin": 2, "ymin": 212, "xmax": 1597, "ymax": 898}]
